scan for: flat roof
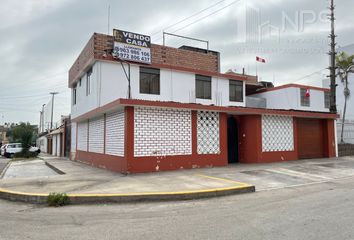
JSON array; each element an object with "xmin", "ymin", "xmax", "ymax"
[{"xmin": 251, "ymin": 84, "xmax": 330, "ymax": 95}]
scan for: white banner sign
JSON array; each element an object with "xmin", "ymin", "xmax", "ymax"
[{"xmin": 113, "ymin": 29, "xmax": 151, "ymax": 64}]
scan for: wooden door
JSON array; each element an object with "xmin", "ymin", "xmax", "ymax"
[{"xmin": 297, "ymin": 118, "xmax": 324, "ymax": 159}]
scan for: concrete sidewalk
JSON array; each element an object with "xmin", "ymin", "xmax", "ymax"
[
  {"xmin": 0, "ymin": 158, "xmax": 254, "ymax": 204},
  {"xmin": 2, "ymin": 156, "xmax": 354, "ymax": 204}
]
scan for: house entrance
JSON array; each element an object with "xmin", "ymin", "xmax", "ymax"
[{"xmin": 227, "ymin": 116, "xmax": 239, "ymax": 164}]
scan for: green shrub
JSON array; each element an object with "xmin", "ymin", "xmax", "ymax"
[
  {"xmin": 12, "ymin": 123, "xmax": 35, "ymax": 155},
  {"xmin": 13, "ymin": 151, "xmax": 38, "ymax": 159},
  {"xmin": 47, "ymin": 193, "xmax": 70, "ymax": 207}
]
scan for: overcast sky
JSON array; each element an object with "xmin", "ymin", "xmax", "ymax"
[{"xmin": 0, "ymin": 0, "xmax": 353, "ymax": 125}]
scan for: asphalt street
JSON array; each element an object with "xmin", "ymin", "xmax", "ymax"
[{"xmin": 0, "ymin": 176, "xmax": 354, "ymax": 240}]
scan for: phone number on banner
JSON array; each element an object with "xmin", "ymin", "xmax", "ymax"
[{"xmin": 113, "ymin": 43, "xmax": 151, "ymax": 64}]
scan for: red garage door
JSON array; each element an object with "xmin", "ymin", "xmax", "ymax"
[{"xmin": 297, "ymin": 118, "xmax": 325, "ymax": 159}]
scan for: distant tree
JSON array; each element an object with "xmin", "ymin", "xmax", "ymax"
[
  {"xmin": 336, "ymin": 52, "xmax": 354, "ymax": 143},
  {"xmin": 12, "ymin": 122, "xmax": 35, "ymax": 156},
  {"xmin": 5, "ymin": 125, "xmax": 14, "ymax": 143}
]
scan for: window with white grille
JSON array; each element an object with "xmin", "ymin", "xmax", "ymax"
[
  {"xmin": 88, "ymin": 116, "xmax": 104, "ymax": 153},
  {"xmin": 105, "ymin": 111, "xmax": 125, "ymax": 156},
  {"xmin": 197, "ymin": 111, "xmax": 220, "ymax": 154},
  {"xmin": 262, "ymin": 115, "xmax": 294, "ymax": 152},
  {"xmin": 77, "ymin": 121, "xmax": 88, "ymax": 151},
  {"xmin": 134, "ymin": 107, "xmax": 192, "ymax": 157}
]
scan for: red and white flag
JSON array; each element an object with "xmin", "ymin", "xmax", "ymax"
[
  {"xmin": 256, "ymin": 56, "xmax": 266, "ymax": 63},
  {"xmin": 305, "ymin": 88, "xmax": 310, "ymax": 98}
]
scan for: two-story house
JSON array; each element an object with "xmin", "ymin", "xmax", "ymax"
[{"xmin": 68, "ymin": 32, "xmax": 338, "ymax": 174}]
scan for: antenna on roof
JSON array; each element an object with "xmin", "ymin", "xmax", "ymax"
[{"xmin": 107, "ymin": 5, "xmax": 111, "ymax": 35}]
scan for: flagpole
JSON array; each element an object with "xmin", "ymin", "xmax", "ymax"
[
  {"xmin": 273, "ymin": 73, "xmax": 275, "ymax": 85},
  {"xmin": 256, "ymin": 61, "xmax": 258, "ymax": 77}
]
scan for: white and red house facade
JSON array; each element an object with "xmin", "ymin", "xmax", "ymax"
[{"xmin": 68, "ymin": 32, "xmax": 338, "ymax": 174}]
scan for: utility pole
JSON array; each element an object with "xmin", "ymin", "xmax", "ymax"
[
  {"xmin": 49, "ymin": 92, "xmax": 59, "ymax": 130},
  {"xmin": 39, "ymin": 111, "xmax": 42, "ymax": 134},
  {"xmin": 41, "ymin": 104, "xmax": 46, "ymax": 132},
  {"xmin": 329, "ymin": 0, "xmax": 337, "ymax": 113},
  {"xmin": 107, "ymin": 5, "xmax": 110, "ymax": 35}
]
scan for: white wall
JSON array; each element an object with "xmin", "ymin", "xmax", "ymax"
[
  {"xmin": 252, "ymin": 87, "xmax": 329, "ymax": 112},
  {"xmin": 37, "ymin": 136, "xmax": 47, "ymax": 153},
  {"xmin": 296, "ymin": 88, "xmax": 328, "ymax": 112},
  {"xmin": 51, "ymin": 134, "xmax": 61, "ymax": 157},
  {"xmin": 71, "ymin": 63, "xmax": 100, "ymax": 119},
  {"xmin": 130, "ymin": 66, "xmax": 245, "ymax": 107},
  {"xmin": 100, "ymin": 61, "xmax": 130, "ymax": 106},
  {"xmin": 71, "ymin": 123, "xmax": 76, "ymax": 153},
  {"xmin": 56, "ymin": 134, "xmax": 61, "ymax": 157},
  {"xmin": 71, "ymin": 61, "xmax": 246, "ymax": 119}
]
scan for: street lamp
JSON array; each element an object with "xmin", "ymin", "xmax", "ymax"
[
  {"xmin": 41, "ymin": 104, "xmax": 45, "ymax": 132},
  {"xmin": 49, "ymin": 92, "xmax": 59, "ymax": 130}
]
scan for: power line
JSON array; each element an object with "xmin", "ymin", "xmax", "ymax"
[
  {"xmin": 150, "ymin": 0, "xmax": 227, "ymax": 38},
  {"xmin": 284, "ymin": 42, "xmax": 354, "ymax": 85},
  {"xmin": 173, "ymin": 0, "xmax": 241, "ymax": 33},
  {"xmin": 0, "ymin": 83, "xmax": 67, "ymax": 99},
  {"xmin": 2, "ymin": 70, "xmax": 67, "ymax": 88},
  {"xmin": 292, "ymin": 68, "xmax": 327, "ymax": 83},
  {"xmin": 154, "ymin": 0, "xmax": 242, "ymax": 43}
]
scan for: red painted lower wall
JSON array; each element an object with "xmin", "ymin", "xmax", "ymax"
[
  {"xmin": 73, "ymin": 108, "xmax": 228, "ymax": 174},
  {"xmin": 125, "ymin": 110, "xmax": 228, "ymax": 173},
  {"xmin": 260, "ymin": 151, "xmax": 298, "ymax": 163},
  {"xmin": 238, "ymin": 115, "xmax": 335, "ymax": 164},
  {"xmin": 72, "ymin": 105, "xmax": 336, "ymax": 173},
  {"xmin": 127, "ymin": 154, "xmax": 226, "ymax": 173},
  {"xmin": 75, "ymin": 150, "xmax": 127, "ymax": 173}
]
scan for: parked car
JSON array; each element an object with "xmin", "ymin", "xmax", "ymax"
[{"xmin": 3, "ymin": 143, "xmax": 40, "ymax": 158}]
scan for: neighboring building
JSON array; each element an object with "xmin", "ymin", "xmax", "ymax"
[
  {"xmin": 47, "ymin": 127, "xmax": 64, "ymax": 157},
  {"xmin": 250, "ymin": 84, "xmax": 330, "ymax": 112},
  {"xmin": 0, "ymin": 126, "xmax": 9, "ymax": 145},
  {"xmin": 37, "ymin": 132, "xmax": 48, "ymax": 153},
  {"xmin": 37, "ymin": 116, "xmax": 71, "ymax": 157},
  {"xmin": 68, "ymin": 31, "xmax": 338, "ymax": 174}
]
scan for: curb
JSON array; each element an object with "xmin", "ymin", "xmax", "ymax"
[
  {"xmin": 44, "ymin": 161, "xmax": 65, "ymax": 175},
  {"xmin": 0, "ymin": 161, "xmax": 11, "ymax": 179},
  {"xmin": 0, "ymin": 185, "xmax": 255, "ymax": 205}
]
